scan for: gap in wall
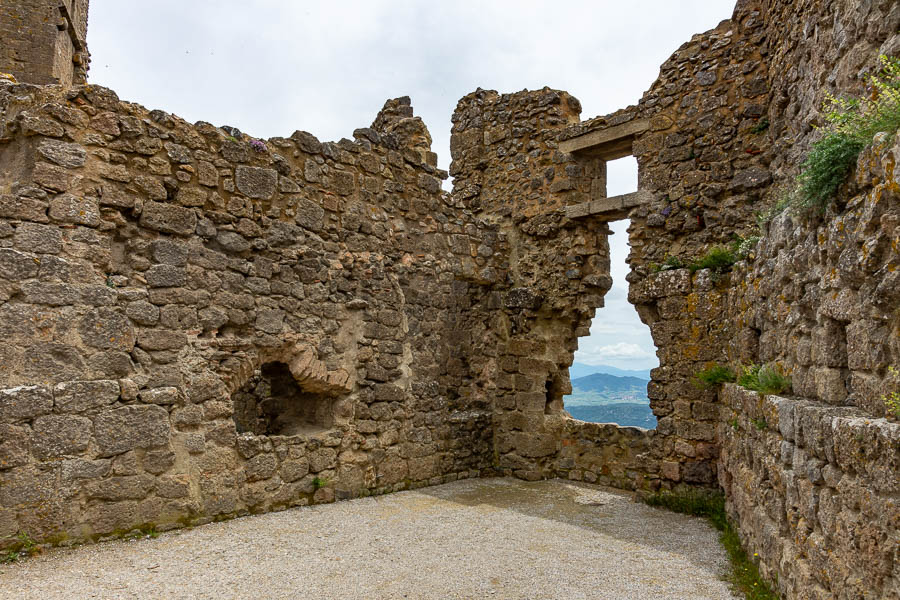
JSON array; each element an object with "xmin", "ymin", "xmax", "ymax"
[{"xmin": 565, "ymin": 156, "xmax": 658, "ymax": 429}]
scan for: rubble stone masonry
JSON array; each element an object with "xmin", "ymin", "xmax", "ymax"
[{"xmin": 0, "ymin": 0, "xmax": 898, "ymax": 598}]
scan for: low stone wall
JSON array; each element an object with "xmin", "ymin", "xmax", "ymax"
[
  {"xmin": 553, "ymin": 420, "xmax": 657, "ymax": 490},
  {"xmin": 718, "ymin": 384, "xmax": 899, "ymax": 600}
]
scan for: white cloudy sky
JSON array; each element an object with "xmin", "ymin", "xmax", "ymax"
[{"xmin": 87, "ymin": 0, "xmax": 736, "ymax": 371}]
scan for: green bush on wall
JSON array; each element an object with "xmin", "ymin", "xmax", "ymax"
[
  {"xmin": 737, "ymin": 364, "xmax": 791, "ymax": 396},
  {"xmin": 772, "ymin": 55, "xmax": 900, "ymax": 216}
]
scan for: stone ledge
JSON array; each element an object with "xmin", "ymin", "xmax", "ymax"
[
  {"xmin": 565, "ymin": 190, "xmax": 651, "ymax": 219},
  {"xmin": 559, "ymin": 119, "xmax": 649, "ymax": 158}
]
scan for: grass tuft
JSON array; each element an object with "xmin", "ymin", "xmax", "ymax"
[
  {"xmin": 694, "ymin": 365, "xmax": 737, "ymax": 389},
  {"xmin": 643, "ymin": 490, "xmax": 779, "ymax": 599},
  {"xmin": 737, "ymin": 364, "xmax": 791, "ymax": 395},
  {"xmin": 0, "ymin": 532, "xmax": 40, "ymax": 564}
]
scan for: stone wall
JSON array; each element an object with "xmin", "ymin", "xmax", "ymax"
[
  {"xmin": 720, "ymin": 385, "xmax": 899, "ymax": 600},
  {"xmin": 552, "ymin": 1, "xmax": 900, "ymax": 596},
  {"xmin": 1, "ymin": 2, "xmax": 898, "ymax": 598},
  {"xmin": 0, "ymin": 0, "xmax": 90, "ymax": 86},
  {"xmin": 0, "ymin": 84, "xmax": 499, "ymax": 546},
  {"xmin": 449, "ymin": 88, "xmax": 663, "ymax": 488},
  {"xmin": 716, "ymin": 135, "xmax": 900, "ymax": 600}
]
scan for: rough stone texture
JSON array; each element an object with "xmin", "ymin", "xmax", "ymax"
[
  {"xmin": 0, "ymin": 81, "xmax": 495, "ymax": 548},
  {"xmin": 0, "ymin": 3, "xmax": 898, "ymax": 599},
  {"xmin": 0, "ymin": 0, "xmax": 90, "ymax": 86},
  {"xmin": 719, "ymin": 386, "xmax": 899, "ymax": 600}
]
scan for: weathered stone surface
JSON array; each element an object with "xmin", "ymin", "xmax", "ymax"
[
  {"xmin": 14, "ymin": 222, "xmax": 62, "ymax": 254},
  {"xmin": 54, "ymin": 380, "xmax": 120, "ymax": 413},
  {"xmin": 145, "ymin": 265, "xmax": 187, "ymax": 287},
  {"xmin": 78, "ymin": 308, "xmax": 135, "ymax": 351},
  {"xmin": 93, "ymin": 405, "xmax": 170, "ymax": 456},
  {"xmin": 0, "ymin": 248, "xmax": 40, "ymax": 280},
  {"xmin": 0, "ymin": 424, "xmax": 30, "ymax": 470},
  {"xmin": 139, "ymin": 387, "xmax": 180, "ymax": 405},
  {"xmin": 235, "ymin": 166, "xmax": 277, "ymax": 199},
  {"xmin": 0, "ymin": 386, "xmax": 53, "ymax": 422},
  {"xmin": 37, "ymin": 140, "xmax": 86, "ymax": 168},
  {"xmin": 30, "ymin": 415, "xmax": 92, "ymax": 459},
  {"xmin": 140, "ymin": 201, "xmax": 198, "ymax": 236}
]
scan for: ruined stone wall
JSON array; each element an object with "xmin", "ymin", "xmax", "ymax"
[
  {"xmin": 553, "ymin": 1, "xmax": 900, "ymax": 596},
  {"xmin": 0, "ymin": 83, "xmax": 498, "ymax": 547},
  {"xmin": 450, "ymin": 89, "xmax": 662, "ymax": 488},
  {"xmin": 549, "ymin": 1, "xmax": 773, "ymax": 488},
  {"xmin": 762, "ymin": 0, "xmax": 900, "ymax": 176},
  {"xmin": 716, "ymin": 130, "xmax": 900, "ymax": 600},
  {"xmin": 0, "ymin": 0, "xmax": 90, "ymax": 86}
]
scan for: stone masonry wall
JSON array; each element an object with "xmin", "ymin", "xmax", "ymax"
[
  {"xmin": 449, "ymin": 88, "xmax": 662, "ymax": 489},
  {"xmin": 554, "ymin": 1, "xmax": 900, "ymax": 596},
  {"xmin": 0, "ymin": 3, "xmax": 897, "ymax": 597},
  {"xmin": 0, "ymin": 0, "xmax": 90, "ymax": 86},
  {"xmin": 0, "ymin": 83, "xmax": 500, "ymax": 547},
  {"xmin": 551, "ymin": 1, "xmax": 773, "ymax": 488},
  {"xmin": 716, "ymin": 130, "xmax": 900, "ymax": 600}
]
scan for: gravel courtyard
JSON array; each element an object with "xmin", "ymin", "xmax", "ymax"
[{"xmin": 0, "ymin": 478, "xmax": 738, "ymax": 599}]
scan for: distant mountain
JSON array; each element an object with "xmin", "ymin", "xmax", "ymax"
[
  {"xmin": 568, "ymin": 362, "xmax": 652, "ymax": 381},
  {"xmin": 566, "ymin": 403, "xmax": 657, "ymax": 429},
  {"xmin": 572, "ymin": 372, "xmax": 649, "ymax": 393},
  {"xmin": 566, "ymin": 372, "xmax": 649, "ymax": 407},
  {"xmin": 564, "ymin": 370, "xmax": 655, "ymax": 429}
]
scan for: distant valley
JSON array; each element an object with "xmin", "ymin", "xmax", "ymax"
[{"xmin": 564, "ymin": 364, "xmax": 656, "ymax": 429}]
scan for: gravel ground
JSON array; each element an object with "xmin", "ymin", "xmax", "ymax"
[{"xmin": 0, "ymin": 477, "xmax": 739, "ymax": 599}]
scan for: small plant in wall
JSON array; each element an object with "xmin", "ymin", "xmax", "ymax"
[
  {"xmin": 764, "ymin": 54, "xmax": 900, "ymax": 218},
  {"xmin": 750, "ymin": 417, "xmax": 768, "ymax": 431},
  {"xmin": 737, "ymin": 364, "xmax": 791, "ymax": 396},
  {"xmin": 0, "ymin": 532, "xmax": 39, "ymax": 564},
  {"xmin": 651, "ymin": 255, "xmax": 685, "ymax": 273},
  {"xmin": 694, "ymin": 364, "xmax": 737, "ymax": 389},
  {"xmin": 312, "ymin": 476, "xmax": 329, "ymax": 490}
]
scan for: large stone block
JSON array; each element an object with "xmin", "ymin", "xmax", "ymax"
[
  {"xmin": 78, "ymin": 308, "xmax": 135, "ymax": 351},
  {"xmin": 13, "ymin": 222, "xmax": 62, "ymax": 254},
  {"xmin": 30, "ymin": 415, "xmax": 92, "ymax": 459},
  {"xmin": 48, "ymin": 194, "xmax": 101, "ymax": 226},
  {"xmin": 36, "ymin": 140, "xmax": 86, "ymax": 169},
  {"xmin": 0, "ymin": 249, "xmax": 40, "ymax": 280},
  {"xmin": 0, "ymin": 424, "xmax": 31, "ymax": 469},
  {"xmin": 235, "ymin": 166, "xmax": 277, "ymax": 199},
  {"xmin": 140, "ymin": 201, "xmax": 198, "ymax": 236},
  {"xmin": 93, "ymin": 405, "xmax": 170, "ymax": 457},
  {"xmin": 0, "ymin": 386, "xmax": 53, "ymax": 422}
]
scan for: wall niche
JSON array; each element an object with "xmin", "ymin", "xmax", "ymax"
[{"xmin": 232, "ymin": 361, "xmax": 336, "ymax": 436}]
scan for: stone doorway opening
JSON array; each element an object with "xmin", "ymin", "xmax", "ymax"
[
  {"xmin": 564, "ymin": 157, "xmax": 658, "ymax": 429},
  {"xmin": 232, "ymin": 361, "xmax": 336, "ymax": 436}
]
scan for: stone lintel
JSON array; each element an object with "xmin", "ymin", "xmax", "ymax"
[
  {"xmin": 559, "ymin": 119, "xmax": 650, "ymax": 158},
  {"xmin": 565, "ymin": 190, "xmax": 651, "ymax": 219}
]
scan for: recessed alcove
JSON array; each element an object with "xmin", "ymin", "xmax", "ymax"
[{"xmin": 232, "ymin": 361, "xmax": 336, "ymax": 436}]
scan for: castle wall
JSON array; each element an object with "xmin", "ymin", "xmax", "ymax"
[
  {"xmin": 0, "ymin": 84, "xmax": 498, "ymax": 545},
  {"xmin": 0, "ymin": 1, "xmax": 898, "ymax": 598},
  {"xmin": 717, "ymin": 133, "xmax": 900, "ymax": 600},
  {"xmin": 0, "ymin": 0, "xmax": 90, "ymax": 86},
  {"xmin": 552, "ymin": 1, "xmax": 900, "ymax": 597}
]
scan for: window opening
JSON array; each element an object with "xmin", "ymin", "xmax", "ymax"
[{"xmin": 564, "ymin": 157, "xmax": 658, "ymax": 429}]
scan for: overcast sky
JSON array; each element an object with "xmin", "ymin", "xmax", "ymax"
[{"xmin": 87, "ymin": 0, "xmax": 736, "ymax": 371}]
